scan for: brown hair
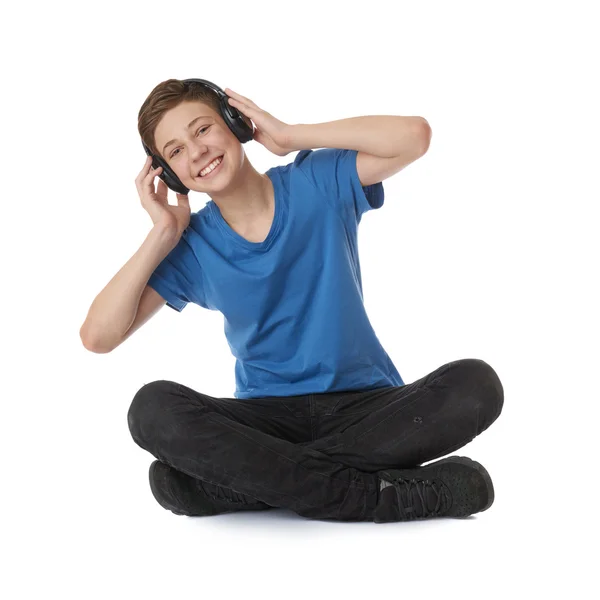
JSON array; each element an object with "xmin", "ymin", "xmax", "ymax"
[{"xmin": 138, "ymin": 79, "xmax": 222, "ymax": 158}]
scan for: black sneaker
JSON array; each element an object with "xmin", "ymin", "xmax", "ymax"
[
  {"xmin": 148, "ymin": 460, "xmax": 274, "ymax": 517},
  {"xmin": 372, "ymin": 456, "xmax": 494, "ymax": 523}
]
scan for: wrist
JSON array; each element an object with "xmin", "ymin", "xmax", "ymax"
[
  {"xmin": 150, "ymin": 222, "xmax": 179, "ymax": 249},
  {"xmin": 285, "ymin": 124, "xmax": 307, "ymax": 152}
]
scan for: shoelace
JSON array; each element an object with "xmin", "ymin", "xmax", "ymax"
[
  {"xmin": 386, "ymin": 476, "xmax": 450, "ymax": 520},
  {"xmin": 196, "ymin": 478, "xmax": 261, "ymax": 505}
]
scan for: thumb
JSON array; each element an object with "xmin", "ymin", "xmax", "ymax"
[{"xmin": 176, "ymin": 193, "xmax": 190, "ymax": 208}]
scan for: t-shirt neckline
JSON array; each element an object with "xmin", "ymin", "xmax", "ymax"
[{"xmin": 208, "ymin": 169, "xmax": 281, "ymax": 252}]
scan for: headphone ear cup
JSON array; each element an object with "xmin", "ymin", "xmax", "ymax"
[
  {"xmin": 159, "ymin": 164, "xmax": 190, "ymax": 196},
  {"xmin": 142, "ymin": 141, "xmax": 190, "ymax": 195},
  {"xmin": 219, "ymin": 97, "xmax": 254, "ymax": 143}
]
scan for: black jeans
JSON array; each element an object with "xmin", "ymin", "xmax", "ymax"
[{"xmin": 127, "ymin": 358, "xmax": 504, "ymax": 521}]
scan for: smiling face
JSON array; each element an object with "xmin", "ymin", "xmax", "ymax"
[{"xmin": 153, "ymin": 100, "xmax": 245, "ymax": 192}]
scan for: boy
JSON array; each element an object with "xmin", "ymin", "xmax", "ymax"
[{"xmin": 80, "ymin": 79, "xmax": 503, "ymax": 522}]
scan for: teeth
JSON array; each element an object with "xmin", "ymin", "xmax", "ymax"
[{"xmin": 199, "ymin": 156, "xmax": 222, "ymax": 177}]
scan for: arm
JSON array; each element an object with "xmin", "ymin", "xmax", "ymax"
[
  {"xmin": 287, "ymin": 116, "xmax": 432, "ymax": 186},
  {"xmin": 79, "ymin": 225, "xmax": 178, "ymax": 353},
  {"xmin": 222, "ymin": 89, "xmax": 431, "ymax": 185}
]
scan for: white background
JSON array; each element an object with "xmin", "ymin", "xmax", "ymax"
[{"xmin": 2, "ymin": 0, "xmax": 598, "ymax": 598}]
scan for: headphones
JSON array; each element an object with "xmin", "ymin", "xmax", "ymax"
[{"xmin": 141, "ymin": 78, "xmax": 255, "ymax": 195}]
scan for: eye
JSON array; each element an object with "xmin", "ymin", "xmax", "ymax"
[{"xmin": 170, "ymin": 126, "xmax": 211, "ymax": 158}]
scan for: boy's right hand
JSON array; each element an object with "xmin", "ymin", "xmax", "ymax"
[{"xmin": 136, "ymin": 156, "xmax": 190, "ymax": 240}]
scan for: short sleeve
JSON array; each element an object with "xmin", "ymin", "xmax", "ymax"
[
  {"xmin": 147, "ymin": 235, "xmax": 204, "ymax": 312},
  {"xmin": 294, "ymin": 148, "xmax": 384, "ymax": 224}
]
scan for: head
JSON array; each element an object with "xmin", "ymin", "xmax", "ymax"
[{"xmin": 138, "ymin": 79, "xmax": 251, "ymax": 194}]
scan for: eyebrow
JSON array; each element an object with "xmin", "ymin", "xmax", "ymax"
[{"xmin": 162, "ymin": 116, "xmax": 213, "ymax": 155}]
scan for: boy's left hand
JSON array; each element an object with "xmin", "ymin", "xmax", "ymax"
[{"xmin": 224, "ymin": 88, "xmax": 295, "ymax": 157}]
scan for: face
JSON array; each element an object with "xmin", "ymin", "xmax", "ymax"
[{"xmin": 153, "ymin": 100, "xmax": 244, "ymax": 192}]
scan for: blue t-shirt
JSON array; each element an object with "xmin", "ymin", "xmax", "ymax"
[{"xmin": 147, "ymin": 148, "xmax": 404, "ymax": 398}]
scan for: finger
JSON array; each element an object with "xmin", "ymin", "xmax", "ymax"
[
  {"xmin": 225, "ymin": 87, "xmax": 244, "ymax": 100},
  {"xmin": 226, "ymin": 89, "xmax": 259, "ymax": 110},
  {"xmin": 149, "ymin": 178, "xmax": 168, "ymax": 203},
  {"xmin": 136, "ymin": 156, "xmax": 153, "ymax": 181},
  {"xmin": 137, "ymin": 166, "xmax": 158, "ymax": 190},
  {"xmin": 144, "ymin": 166, "xmax": 162, "ymax": 185},
  {"xmin": 228, "ymin": 97, "xmax": 258, "ymax": 115}
]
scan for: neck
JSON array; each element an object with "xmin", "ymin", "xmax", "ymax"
[{"xmin": 209, "ymin": 153, "xmax": 273, "ymax": 225}]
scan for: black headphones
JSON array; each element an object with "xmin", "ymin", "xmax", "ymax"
[{"xmin": 141, "ymin": 78, "xmax": 255, "ymax": 195}]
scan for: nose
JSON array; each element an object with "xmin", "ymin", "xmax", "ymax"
[{"xmin": 189, "ymin": 144, "xmax": 209, "ymax": 161}]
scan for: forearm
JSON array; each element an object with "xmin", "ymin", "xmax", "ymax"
[
  {"xmin": 80, "ymin": 225, "xmax": 177, "ymax": 352},
  {"xmin": 287, "ymin": 115, "xmax": 430, "ymax": 157}
]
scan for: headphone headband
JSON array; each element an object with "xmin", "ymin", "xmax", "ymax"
[{"xmin": 141, "ymin": 78, "xmax": 254, "ymax": 195}]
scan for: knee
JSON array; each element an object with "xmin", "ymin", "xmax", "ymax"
[
  {"xmin": 127, "ymin": 380, "xmax": 178, "ymax": 444},
  {"xmin": 450, "ymin": 358, "xmax": 504, "ymax": 424}
]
